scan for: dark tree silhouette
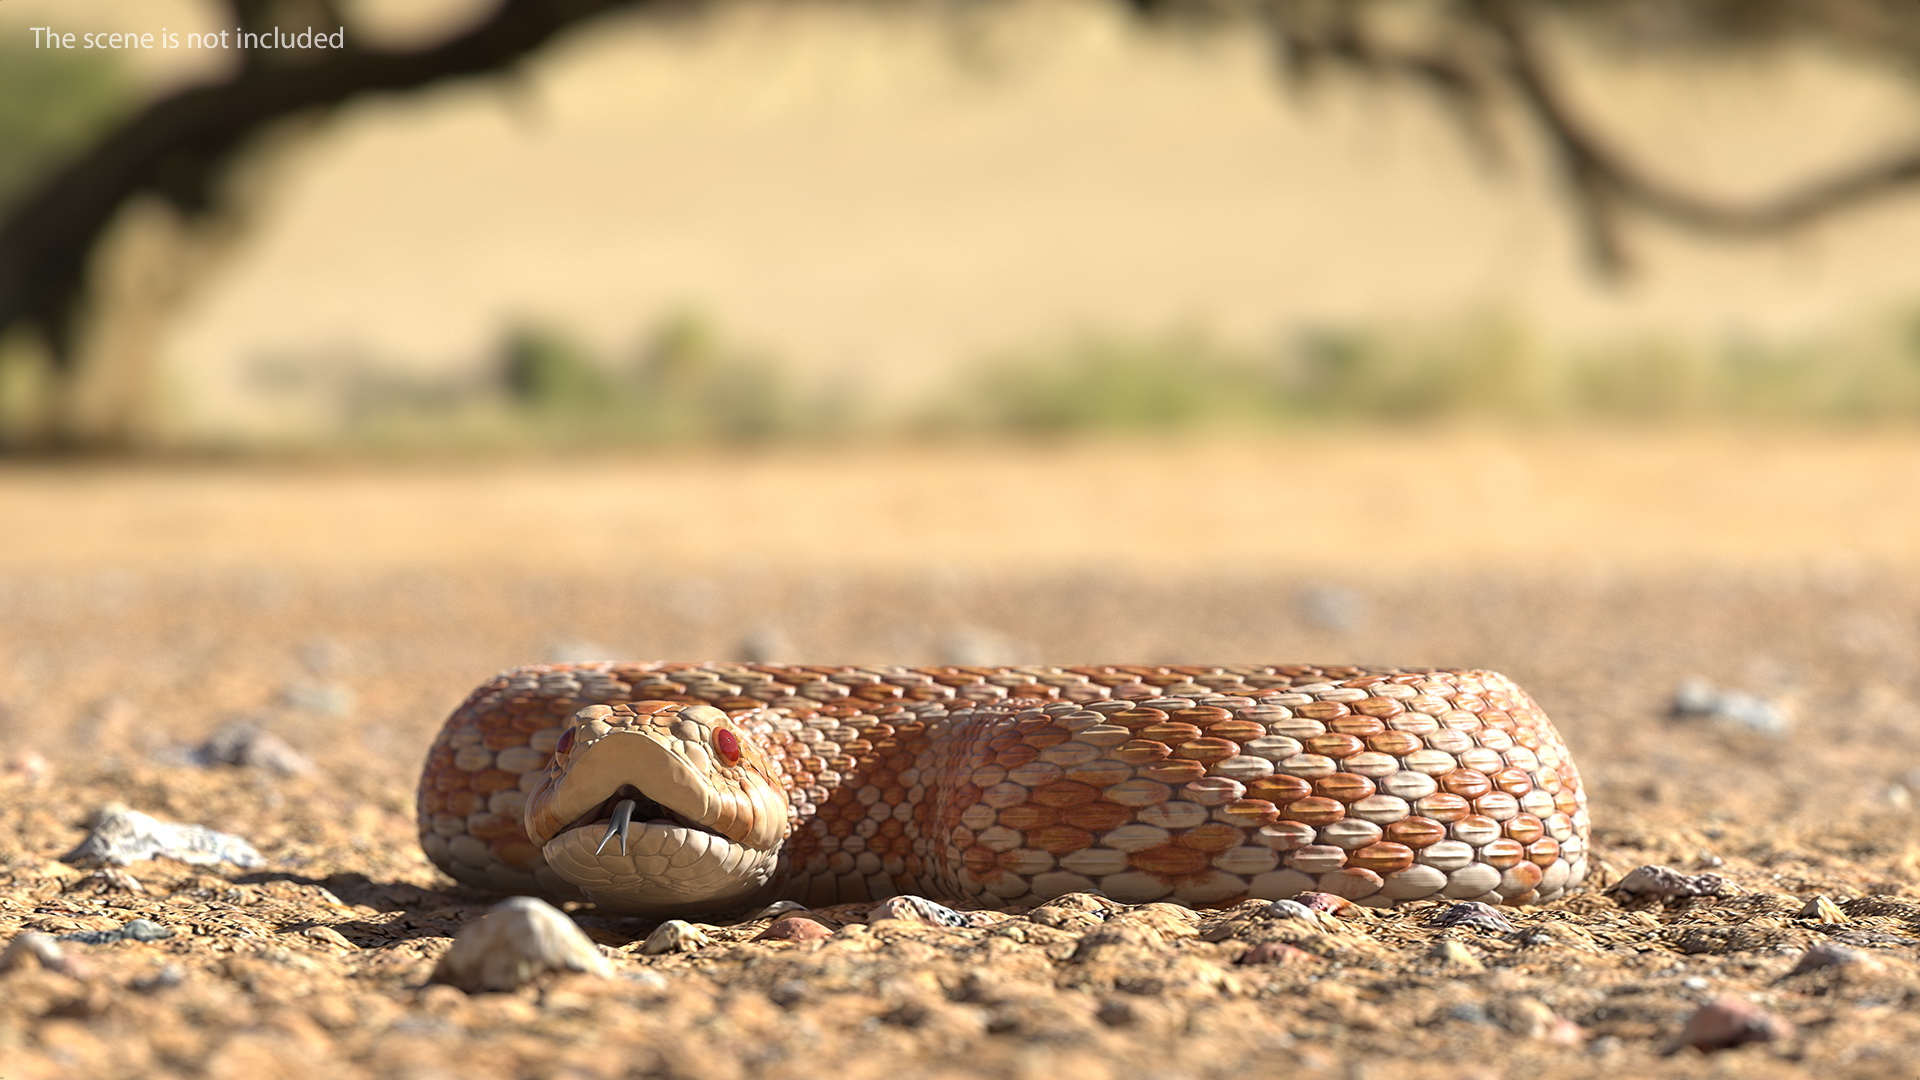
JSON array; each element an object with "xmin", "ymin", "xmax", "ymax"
[
  {"xmin": 6, "ymin": 0, "xmax": 1920, "ymax": 446},
  {"xmin": 0, "ymin": 0, "xmax": 685, "ymax": 445},
  {"xmin": 1266, "ymin": 0, "xmax": 1920, "ymax": 274}
]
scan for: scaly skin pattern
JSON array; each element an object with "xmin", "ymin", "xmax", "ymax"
[{"xmin": 417, "ymin": 663, "xmax": 1589, "ymax": 911}]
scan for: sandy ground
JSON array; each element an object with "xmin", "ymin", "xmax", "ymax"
[
  {"xmin": 3, "ymin": 433, "xmax": 1920, "ymax": 1077},
  {"xmin": 3, "ymin": 431, "xmax": 1919, "ymax": 574}
]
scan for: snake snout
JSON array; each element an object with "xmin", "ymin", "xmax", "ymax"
[{"xmin": 521, "ymin": 705, "xmax": 788, "ymax": 914}]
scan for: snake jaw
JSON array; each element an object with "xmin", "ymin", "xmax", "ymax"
[{"xmin": 522, "ymin": 703, "xmax": 789, "ymax": 914}]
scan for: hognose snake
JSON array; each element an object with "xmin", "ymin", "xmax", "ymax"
[{"xmin": 417, "ymin": 663, "xmax": 1588, "ymax": 915}]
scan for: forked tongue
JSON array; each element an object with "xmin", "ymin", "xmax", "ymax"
[{"xmin": 594, "ymin": 798, "xmax": 638, "ymax": 856}]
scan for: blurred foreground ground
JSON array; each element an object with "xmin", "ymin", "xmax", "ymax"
[{"xmin": 4, "ymin": 431, "xmax": 1920, "ymax": 1078}]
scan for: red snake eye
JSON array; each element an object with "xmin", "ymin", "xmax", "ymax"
[
  {"xmin": 714, "ymin": 727, "xmax": 741, "ymax": 765},
  {"xmin": 555, "ymin": 726, "xmax": 576, "ymax": 756}
]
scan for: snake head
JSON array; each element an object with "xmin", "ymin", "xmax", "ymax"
[{"xmin": 524, "ymin": 701, "xmax": 788, "ymax": 915}]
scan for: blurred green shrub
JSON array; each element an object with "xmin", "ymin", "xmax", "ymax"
[
  {"xmin": 501, "ymin": 324, "xmax": 615, "ymax": 410},
  {"xmin": 924, "ymin": 332, "xmax": 1268, "ymax": 433},
  {"xmin": 272, "ymin": 303, "xmax": 1920, "ymax": 454},
  {"xmin": 929, "ymin": 311, "xmax": 1920, "ymax": 435},
  {"xmin": 628, "ymin": 312, "xmax": 817, "ymax": 443},
  {"xmin": 0, "ymin": 329, "xmax": 57, "ymax": 448},
  {"xmin": 0, "ymin": 43, "xmax": 133, "ymax": 208},
  {"xmin": 321, "ymin": 310, "xmax": 852, "ymax": 450}
]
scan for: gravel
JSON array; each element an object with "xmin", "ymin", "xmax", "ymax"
[{"xmin": 5, "ymin": 562, "xmax": 1920, "ymax": 1079}]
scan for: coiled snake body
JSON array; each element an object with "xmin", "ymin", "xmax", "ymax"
[{"xmin": 417, "ymin": 663, "xmax": 1588, "ymax": 915}]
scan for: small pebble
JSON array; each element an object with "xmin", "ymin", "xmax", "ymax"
[
  {"xmin": 1429, "ymin": 901, "xmax": 1515, "ymax": 933},
  {"xmin": 1297, "ymin": 583, "xmax": 1367, "ymax": 632},
  {"xmin": 1587, "ymin": 1035, "xmax": 1624, "ymax": 1056},
  {"xmin": 754, "ymin": 918, "xmax": 832, "ymax": 943},
  {"xmin": 3, "ymin": 751, "xmax": 52, "ymax": 787},
  {"xmin": 1497, "ymin": 997, "xmax": 1560, "ymax": 1039},
  {"xmin": 1668, "ymin": 997, "xmax": 1794, "ymax": 1054},
  {"xmin": 640, "ymin": 919, "xmax": 714, "ymax": 955},
  {"xmin": 63, "ymin": 803, "xmax": 264, "ymax": 871},
  {"xmin": 281, "ymin": 681, "xmax": 355, "ymax": 717},
  {"xmin": 1494, "ymin": 1001, "xmax": 1585, "ymax": 1045},
  {"xmin": 193, "ymin": 722, "xmax": 316, "ymax": 776},
  {"xmin": 1289, "ymin": 892, "xmax": 1352, "ymax": 915},
  {"xmin": 1609, "ymin": 864, "xmax": 1727, "ymax": 906},
  {"xmin": 1669, "ymin": 678, "xmax": 1790, "ymax": 736},
  {"xmin": 869, "ymin": 895, "xmax": 995, "ymax": 929},
  {"xmin": 1444, "ymin": 1002, "xmax": 1492, "ymax": 1025},
  {"xmin": 0, "ymin": 932, "xmax": 82, "ymax": 977},
  {"xmin": 623, "ymin": 969, "xmax": 670, "ymax": 992},
  {"xmin": 295, "ymin": 924, "xmax": 357, "ymax": 949},
  {"xmin": 131, "ymin": 965, "xmax": 184, "ymax": 992},
  {"xmin": 1797, "ymin": 895, "xmax": 1848, "ymax": 923},
  {"xmin": 428, "ymin": 897, "xmax": 612, "ymax": 992},
  {"xmin": 1429, "ymin": 940, "xmax": 1485, "ymax": 970},
  {"xmin": 59, "ymin": 919, "xmax": 172, "ymax": 945},
  {"xmin": 1265, "ymin": 899, "xmax": 1318, "ymax": 922},
  {"xmin": 1784, "ymin": 942, "xmax": 1874, "ymax": 977}
]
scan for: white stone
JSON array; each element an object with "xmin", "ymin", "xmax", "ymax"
[{"xmin": 430, "ymin": 897, "xmax": 614, "ymax": 991}]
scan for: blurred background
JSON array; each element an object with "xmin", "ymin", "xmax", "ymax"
[{"xmin": 3, "ymin": 0, "xmax": 1920, "ymax": 850}]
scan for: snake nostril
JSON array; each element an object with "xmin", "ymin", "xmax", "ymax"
[
  {"xmin": 555, "ymin": 726, "xmax": 577, "ymax": 757},
  {"xmin": 714, "ymin": 728, "xmax": 741, "ymax": 765}
]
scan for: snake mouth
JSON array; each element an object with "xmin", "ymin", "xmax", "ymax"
[
  {"xmin": 524, "ymin": 725, "xmax": 783, "ymax": 915},
  {"xmin": 562, "ymin": 784, "xmax": 720, "ymax": 855}
]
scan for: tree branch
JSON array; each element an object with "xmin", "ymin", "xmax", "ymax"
[
  {"xmin": 1261, "ymin": 1, "xmax": 1506, "ymax": 169},
  {"xmin": 0, "ymin": 0, "xmax": 671, "ymax": 367},
  {"xmin": 1473, "ymin": 0, "xmax": 1920, "ymax": 273}
]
